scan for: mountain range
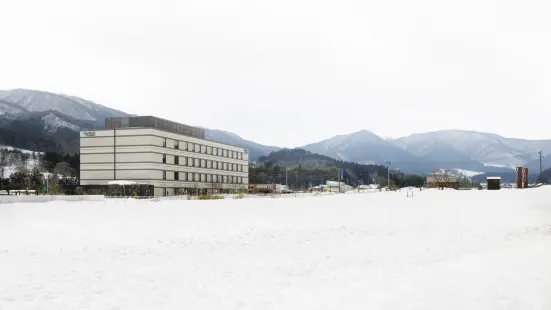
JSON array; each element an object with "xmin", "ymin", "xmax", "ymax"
[{"xmin": 0, "ymin": 88, "xmax": 549, "ymax": 175}]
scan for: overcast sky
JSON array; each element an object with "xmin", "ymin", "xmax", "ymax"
[{"xmin": 1, "ymin": 0, "xmax": 550, "ymax": 147}]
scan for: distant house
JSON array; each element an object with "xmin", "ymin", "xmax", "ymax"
[
  {"xmin": 486, "ymin": 177, "xmax": 501, "ymax": 190},
  {"xmin": 325, "ymin": 181, "xmax": 354, "ymax": 193},
  {"xmin": 426, "ymin": 175, "xmax": 459, "ymax": 189}
]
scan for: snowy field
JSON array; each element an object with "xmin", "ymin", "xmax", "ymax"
[{"xmin": 1, "ymin": 189, "xmax": 551, "ymax": 309}]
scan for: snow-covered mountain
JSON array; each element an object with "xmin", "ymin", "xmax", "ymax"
[
  {"xmin": 393, "ymin": 130, "xmax": 551, "ymax": 169},
  {"xmin": 299, "ymin": 130, "xmax": 524, "ymax": 174},
  {"xmin": 0, "ymin": 88, "xmax": 548, "ymax": 172},
  {"xmin": 0, "ymin": 89, "xmax": 131, "ymax": 123},
  {"xmin": 0, "ymin": 89, "xmax": 132, "ymax": 154},
  {"xmin": 300, "ymin": 130, "xmax": 429, "ymax": 172},
  {"xmin": 0, "ymin": 89, "xmax": 278, "ymax": 160}
]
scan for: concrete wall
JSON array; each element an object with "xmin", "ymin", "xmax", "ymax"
[{"xmin": 0, "ymin": 195, "xmax": 105, "ymax": 204}]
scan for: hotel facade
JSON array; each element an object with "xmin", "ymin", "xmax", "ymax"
[{"xmin": 80, "ymin": 116, "xmax": 249, "ymax": 196}]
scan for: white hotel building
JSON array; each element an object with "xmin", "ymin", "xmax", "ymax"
[{"xmin": 80, "ymin": 116, "xmax": 249, "ymax": 196}]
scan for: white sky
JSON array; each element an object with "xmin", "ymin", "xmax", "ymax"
[{"xmin": 1, "ymin": 0, "xmax": 550, "ymax": 147}]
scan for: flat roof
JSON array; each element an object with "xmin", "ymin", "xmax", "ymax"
[
  {"xmin": 105, "ymin": 116, "xmax": 205, "ymax": 139},
  {"xmin": 486, "ymin": 177, "xmax": 502, "ymax": 180},
  {"xmin": 80, "ymin": 126, "xmax": 248, "ymax": 151}
]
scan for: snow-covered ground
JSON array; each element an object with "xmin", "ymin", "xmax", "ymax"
[{"xmin": 1, "ymin": 189, "xmax": 551, "ymax": 309}]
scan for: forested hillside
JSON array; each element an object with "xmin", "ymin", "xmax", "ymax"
[{"xmin": 251, "ymin": 148, "xmax": 426, "ymax": 189}]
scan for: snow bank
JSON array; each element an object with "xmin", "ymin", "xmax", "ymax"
[{"xmin": 1, "ymin": 189, "xmax": 550, "ymax": 309}]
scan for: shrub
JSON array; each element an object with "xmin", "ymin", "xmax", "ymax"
[
  {"xmin": 234, "ymin": 193, "xmax": 246, "ymax": 199},
  {"xmin": 198, "ymin": 195, "xmax": 224, "ymax": 200}
]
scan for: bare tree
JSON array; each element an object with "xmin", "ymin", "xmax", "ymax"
[
  {"xmin": 431, "ymin": 169, "xmax": 453, "ymax": 189},
  {"xmin": 210, "ymin": 180, "xmax": 222, "ymax": 195}
]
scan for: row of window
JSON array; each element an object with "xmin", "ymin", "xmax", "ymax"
[
  {"xmin": 163, "ymin": 154, "xmax": 245, "ymax": 172},
  {"xmin": 163, "ymin": 171, "xmax": 244, "ymax": 184},
  {"xmin": 163, "ymin": 138, "xmax": 245, "ymax": 160}
]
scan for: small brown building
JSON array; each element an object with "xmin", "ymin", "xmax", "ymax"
[
  {"xmin": 486, "ymin": 177, "xmax": 501, "ymax": 190},
  {"xmin": 426, "ymin": 175, "xmax": 459, "ymax": 189},
  {"xmin": 248, "ymin": 184, "xmax": 276, "ymax": 194}
]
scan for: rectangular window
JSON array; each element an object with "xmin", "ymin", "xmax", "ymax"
[
  {"xmin": 207, "ymin": 174, "xmax": 212, "ymax": 182},
  {"xmin": 201, "ymin": 159, "xmax": 206, "ymax": 168},
  {"xmin": 163, "ymin": 138, "xmax": 167, "ymax": 147},
  {"xmin": 207, "ymin": 160, "xmax": 212, "ymax": 168},
  {"xmin": 162, "ymin": 154, "xmax": 166, "ymax": 164},
  {"xmin": 201, "ymin": 145, "xmax": 206, "ymax": 154},
  {"xmin": 174, "ymin": 156, "xmax": 179, "ymax": 165},
  {"xmin": 163, "ymin": 171, "xmax": 166, "ymax": 180},
  {"xmin": 195, "ymin": 158, "xmax": 199, "ymax": 167},
  {"xmin": 184, "ymin": 142, "xmax": 189, "ymax": 151},
  {"xmin": 174, "ymin": 171, "xmax": 179, "ymax": 181},
  {"xmin": 188, "ymin": 172, "xmax": 193, "ymax": 181},
  {"xmin": 207, "ymin": 146, "xmax": 212, "ymax": 154},
  {"xmin": 201, "ymin": 174, "xmax": 205, "ymax": 182},
  {"xmin": 213, "ymin": 147, "xmax": 217, "ymax": 156},
  {"xmin": 174, "ymin": 140, "xmax": 179, "ymax": 149},
  {"xmin": 194, "ymin": 144, "xmax": 200, "ymax": 152},
  {"xmin": 195, "ymin": 173, "xmax": 200, "ymax": 182}
]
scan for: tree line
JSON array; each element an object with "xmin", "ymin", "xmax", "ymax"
[
  {"xmin": 0, "ymin": 148, "xmax": 80, "ymax": 194},
  {"xmin": 249, "ymin": 162, "xmax": 427, "ymax": 190}
]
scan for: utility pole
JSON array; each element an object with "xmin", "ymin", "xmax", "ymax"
[
  {"xmin": 539, "ymin": 150, "xmax": 543, "ymax": 175},
  {"xmin": 386, "ymin": 161, "xmax": 391, "ymax": 189},
  {"xmin": 339, "ymin": 169, "xmax": 342, "ymax": 193}
]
